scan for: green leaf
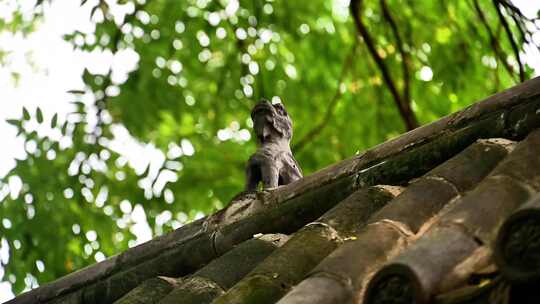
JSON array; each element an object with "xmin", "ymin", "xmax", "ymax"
[
  {"xmin": 61, "ymin": 121, "xmax": 69, "ymax": 135},
  {"xmin": 51, "ymin": 113, "xmax": 58, "ymax": 128},
  {"xmin": 22, "ymin": 107, "xmax": 30, "ymax": 120},
  {"xmin": 28, "ymin": 130, "xmax": 37, "ymax": 139},
  {"xmin": 6, "ymin": 119, "xmax": 21, "ymax": 128},
  {"xmin": 67, "ymin": 89, "xmax": 85, "ymax": 95},
  {"xmin": 36, "ymin": 107, "xmax": 44, "ymax": 123},
  {"xmin": 82, "ymin": 69, "xmax": 94, "ymax": 86}
]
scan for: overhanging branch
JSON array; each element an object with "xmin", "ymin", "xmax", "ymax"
[
  {"xmin": 380, "ymin": 0, "xmax": 411, "ymax": 105},
  {"xmin": 493, "ymin": 0, "xmax": 525, "ymax": 82},
  {"xmin": 472, "ymin": 0, "xmax": 517, "ymax": 81},
  {"xmin": 350, "ymin": 0, "xmax": 419, "ymax": 131}
]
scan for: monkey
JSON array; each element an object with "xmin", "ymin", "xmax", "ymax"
[{"xmin": 245, "ymin": 99, "xmax": 303, "ymax": 191}]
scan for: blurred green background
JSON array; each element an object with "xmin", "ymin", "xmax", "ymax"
[{"xmin": 0, "ymin": 0, "xmax": 539, "ymax": 298}]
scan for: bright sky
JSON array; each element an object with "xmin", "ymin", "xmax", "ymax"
[
  {"xmin": 0, "ymin": 0, "xmax": 155, "ymax": 300},
  {"xmin": 0, "ymin": 0, "xmax": 540, "ymax": 302}
]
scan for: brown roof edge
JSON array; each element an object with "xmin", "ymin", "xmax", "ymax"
[
  {"xmin": 276, "ymin": 138, "xmax": 512, "ymax": 304},
  {"xmin": 276, "ymin": 76, "xmax": 540, "ymax": 201},
  {"xmin": 9, "ymin": 77, "xmax": 540, "ymax": 304},
  {"xmin": 494, "ymin": 192, "xmax": 540, "ymax": 282},
  {"xmin": 210, "ymin": 186, "xmax": 399, "ymax": 304},
  {"xmin": 139, "ymin": 233, "xmax": 289, "ymax": 304},
  {"xmin": 364, "ymin": 129, "xmax": 540, "ymax": 304}
]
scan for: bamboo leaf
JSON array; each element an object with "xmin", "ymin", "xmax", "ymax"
[
  {"xmin": 67, "ymin": 89, "xmax": 85, "ymax": 95},
  {"xmin": 22, "ymin": 107, "xmax": 30, "ymax": 120},
  {"xmin": 61, "ymin": 121, "xmax": 69, "ymax": 135},
  {"xmin": 6, "ymin": 119, "xmax": 21, "ymax": 128},
  {"xmin": 36, "ymin": 107, "xmax": 44, "ymax": 123},
  {"xmin": 51, "ymin": 113, "xmax": 58, "ymax": 128}
]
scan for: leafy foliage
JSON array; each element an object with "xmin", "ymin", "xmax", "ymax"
[{"xmin": 1, "ymin": 0, "xmax": 538, "ymax": 294}]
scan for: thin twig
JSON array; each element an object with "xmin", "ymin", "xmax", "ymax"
[
  {"xmin": 499, "ymin": 1, "xmax": 531, "ymax": 44},
  {"xmin": 499, "ymin": 0, "xmax": 540, "ymax": 38},
  {"xmin": 508, "ymin": 12, "xmax": 528, "ymax": 44},
  {"xmin": 492, "ymin": 0, "xmax": 525, "ymax": 82},
  {"xmin": 472, "ymin": 0, "xmax": 517, "ymax": 80},
  {"xmin": 380, "ymin": 0, "xmax": 411, "ymax": 105},
  {"xmin": 292, "ymin": 44, "xmax": 357, "ymax": 153},
  {"xmin": 350, "ymin": 0, "xmax": 418, "ymax": 130}
]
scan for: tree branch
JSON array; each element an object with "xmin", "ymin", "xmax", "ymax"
[
  {"xmin": 350, "ymin": 0, "xmax": 418, "ymax": 131},
  {"xmin": 472, "ymin": 0, "xmax": 517, "ymax": 81},
  {"xmin": 498, "ymin": 0, "xmax": 534, "ymax": 41},
  {"xmin": 292, "ymin": 44, "xmax": 357, "ymax": 153},
  {"xmin": 492, "ymin": 0, "xmax": 525, "ymax": 82},
  {"xmin": 380, "ymin": 0, "xmax": 411, "ymax": 105}
]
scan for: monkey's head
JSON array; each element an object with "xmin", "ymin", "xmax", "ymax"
[{"xmin": 251, "ymin": 99, "xmax": 293, "ymax": 145}]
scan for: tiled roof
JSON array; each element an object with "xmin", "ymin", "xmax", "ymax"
[{"xmin": 9, "ymin": 77, "xmax": 540, "ymax": 304}]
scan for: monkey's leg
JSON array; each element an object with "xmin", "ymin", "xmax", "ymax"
[
  {"xmin": 261, "ymin": 162, "xmax": 279, "ymax": 190},
  {"xmin": 279, "ymin": 154, "xmax": 303, "ymax": 185},
  {"xmin": 245, "ymin": 162, "xmax": 261, "ymax": 191},
  {"xmin": 279, "ymin": 166, "xmax": 301, "ymax": 185},
  {"xmin": 290, "ymin": 155, "xmax": 303, "ymax": 178}
]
